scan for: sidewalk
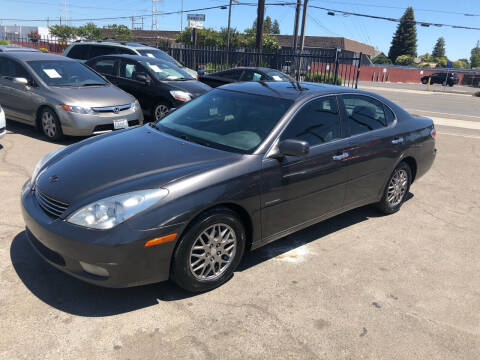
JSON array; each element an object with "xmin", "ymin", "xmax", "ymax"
[{"xmin": 358, "ymin": 81, "xmax": 479, "ymax": 95}]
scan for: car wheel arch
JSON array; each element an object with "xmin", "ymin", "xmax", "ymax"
[
  {"xmin": 36, "ymin": 105, "xmax": 59, "ymax": 129},
  {"xmin": 400, "ymin": 156, "xmax": 417, "ymax": 183}
]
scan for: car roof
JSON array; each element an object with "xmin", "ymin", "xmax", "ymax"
[
  {"xmin": 70, "ymin": 40, "xmax": 157, "ymax": 51},
  {"xmin": 218, "ymin": 81, "xmax": 365, "ymax": 101},
  {"xmin": 87, "ymin": 54, "xmax": 169, "ymax": 62},
  {"xmin": 0, "ymin": 52, "xmax": 74, "ymax": 61},
  {"xmin": 0, "ymin": 45, "xmax": 40, "ymax": 52}
]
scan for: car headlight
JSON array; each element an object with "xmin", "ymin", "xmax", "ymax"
[
  {"xmin": 31, "ymin": 147, "xmax": 66, "ymax": 183},
  {"xmin": 170, "ymin": 90, "xmax": 192, "ymax": 102},
  {"xmin": 60, "ymin": 104, "xmax": 94, "ymax": 114},
  {"xmin": 131, "ymin": 100, "xmax": 140, "ymax": 112},
  {"xmin": 67, "ymin": 189, "xmax": 168, "ymax": 230}
]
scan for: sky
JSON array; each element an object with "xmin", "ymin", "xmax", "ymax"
[{"xmin": 0, "ymin": 0, "xmax": 479, "ymax": 60}]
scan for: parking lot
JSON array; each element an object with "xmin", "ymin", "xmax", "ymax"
[{"xmin": 1, "ymin": 86, "xmax": 479, "ymax": 359}]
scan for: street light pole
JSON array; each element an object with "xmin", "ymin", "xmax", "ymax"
[
  {"xmin": 299, "ymin": 0, "xmax": 309, "ymax": 52},
  {"xmin": 255, "ymin": 0, "xmax": 265, "ymax": 52},
  {"xmin": 226, "ymin": 0, "xmax": 233, "ymax": 51},
  {"xmin": 292, "ymin": 0, "xmax": 301, "ymax": 50}
]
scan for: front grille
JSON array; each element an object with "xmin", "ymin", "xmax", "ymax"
[
  {"xmin": 92, "ymin": 103, "xmax": 132, "ymax": 113},
  {"xmin": 0, "ymin": 127, "xmax": 5, "ymax": 133},
  {"xmin": 34, "ymin": 188, "xmax": 69, "ymax": 218},
  {"xmin": 93, "ymin": 119, "xmax": 140, "ymax": 133}
]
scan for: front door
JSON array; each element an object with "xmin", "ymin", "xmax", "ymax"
[
  {"xmin": 261, "ymin": 96, "xmax": 350, "ymax": 241},
  {"xmin": 117, "ymin": 59, "xmax": 152, "ymax": 111}
]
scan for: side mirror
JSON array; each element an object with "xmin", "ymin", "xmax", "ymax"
[
  {"xmin": 278, "ymin": 139, "xmax": 310, "ymax": 157},
  {"xmin": 13, "ymin": 77, "xmax": 29, "ymax": 86},
  {"xmin": 197, "ymin": 69, "xmax": 206, "ymax": 76},
  {"xmin": 134, "ymin": 73, "xmax": 150, "ymax": 84}
]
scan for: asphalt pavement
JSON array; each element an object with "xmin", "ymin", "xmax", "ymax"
[{"xmin": 1, "ymin": 86, "xmax": 479, "ymax": 360}]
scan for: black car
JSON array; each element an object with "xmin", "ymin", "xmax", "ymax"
[
  {"xmin": 86, "ymin": 55, "xmax": 211, "ymax": 120},
  {"xmin": 198, "ymin": 67, "xmax": 292, "ymax": 88},
  {"xmin": 21, "ymin": 82, "xmax": 436, "ymax": 292},
  {"xmin": 421, "ymin": 72, "xmax": 459, "ymax": 87}
]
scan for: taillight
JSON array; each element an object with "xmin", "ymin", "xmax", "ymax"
[{"xmin": 430, "ymin": 128, "xmax": 436, "ymax": 138}]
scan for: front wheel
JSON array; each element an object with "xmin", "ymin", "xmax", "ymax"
[
  {"xmin": 171, "ymin": 207, "xmax": 246, "ymax": 292},
  {"xmin": 421, "ymin": 78, "xmax": 428, "ymax": 84},
  {"xmin": 152, "ymin": 101, "xmax": 170, "ymax": 121},
  {"xmin": 39, "ymin": 107, "xmax": 63, "ymax": 141},
  {"xmin": 376, "ymin": 162, "xmax": 412, "ymax": 214}
]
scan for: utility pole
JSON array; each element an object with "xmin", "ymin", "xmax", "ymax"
[
  {"xmin": 292, "ymin": 0, "xmax": 301, "ymax": 50},
  {"xmin": 299, "ymin": 0, "xmax": 309, "ymax": 52},
  {"xmin": 226, "ymin": 0, "xmax": 233, "ymax": 50},
  {"xmin": 152, "ymin": 0, "xmax": 160, "ymax": 30},
  {"xmin": 255, "ymin": 0, "xmax": 265, "ymax": 52},
  {"xmin": 180, "ymin": 0, "xmax": 184, "ymax": 31}
]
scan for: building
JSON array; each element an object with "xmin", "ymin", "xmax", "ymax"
[{"xmin": 0, "ymin": 25, "xmax": 50, "ymax": 40}]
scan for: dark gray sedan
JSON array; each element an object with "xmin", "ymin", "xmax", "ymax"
[{"xmin": 21, "ymin": 81, "xmax": 436, "ymax": 292}]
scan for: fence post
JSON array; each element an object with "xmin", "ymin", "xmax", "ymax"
[
  {"xmin": 333, "ymin": 49, "xmax": 340, "ymax": 85},
  {"xmin": 355, "ymin": 52, "xmax": 362, "ymax": 89}
]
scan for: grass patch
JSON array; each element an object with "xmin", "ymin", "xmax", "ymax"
[
  {"xmin": 474, "ymin": 91, "xmax": 480, "ymax": 97},
  {"xmin": 304, "ymin": 72, "xmax": 343, "ymax": 85}
]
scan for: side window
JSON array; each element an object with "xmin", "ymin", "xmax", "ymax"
[
  {"xmin": 280, "ymin": 96, "xmax": 341, "ymax": 146},
  {"xmin": 0, "ymin": 58, "xmax": 30, "ymax": 79},
  {"xmin": 241, "ymin": 70, "xmax": 267, "ymax": 81},
  {"xmin": 89, "ymin": 46, "xmax": 118, "ymax": 58},
  {"xmin": 120, "ymin": 60, "xmax": 144, "ymax": 79},
  {"xmin": 91, "ymin": 59, "xmax": 117, "ymax": 76},
  {"xmin": 115, "ymin": 47, "xmax": 136, "ymax": 55},
  {"xmin": 383, "ymin": 105, "xmax": 395, "ymax": 126},
  {"xmin": 221, "ymin": 70, "xmax": 243, "ymax": 80},
  {"xmin": 342, "ymin": 95, "xmax": 388, "ymax": 136},
  {"xmin": 66, "ymin": 45, "xmax": 91, "ymax": 60}
]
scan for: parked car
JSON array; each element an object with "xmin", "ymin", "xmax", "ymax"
[
  {"xmin": 0, "ymin": 52, "xmax": 143, "ymax": 140},
  {"xmin": 421, "ymin": 72, "xmax": 459, "ymax": 86},
  {"xmin": 0, "ymin": 45, "xmax": 40, "ymax": 53},
  {"xmin": 86, "ymin": 54, "xmax": 211, "ymax": 121},
  {"xmin": 198, "ymin": 67, "xmax": 292, "ymax": 88},
  {"xmin": 21, "ymin": 82, "xmax": 436, "ymax": 292},
  {"xmin": 63, "ymin": 40, "xmax": 197, "ymax": 78},
  {"xmin": 0, "ymin": 105, "xmax": 5, "ymax": 139}
]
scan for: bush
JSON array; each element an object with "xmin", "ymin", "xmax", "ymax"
[
  {"xmin": 305, "ymin": 72, "xmax": 343, "ymax": 85},
  {"xmin": 372, "ymin": 53, "xmax": 392, "ymax": 65},
  {"xmin": 474, "ymin": 91, "xmax": 480, "ymax": 97},
  {"xmin": 39, "ymin": 47, "xmax": 49, "ymax": 53},
  {"xmin": 395, "ymin": 55, "xmax": 415, "ymax": 66},
  {"xmin": 0, "ymin": 40, "xmax": 10, "ymax": 45}
]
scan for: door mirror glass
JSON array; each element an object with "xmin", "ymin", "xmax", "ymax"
[
  {"xmin": 278, "ymin": 139, "xmax": 310, "ymax": 157},
  {"xmin": 13, "ymin": 77, "xmax": 28, "ymax": 85}
]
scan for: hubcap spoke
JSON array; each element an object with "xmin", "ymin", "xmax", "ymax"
[
  {"xmin": 189, "ymin": 223, "xmax": 237, "ymax": 281},
  {"xmin": 387, "ymin": 169, "xmax": 408, "ymax": 207}
]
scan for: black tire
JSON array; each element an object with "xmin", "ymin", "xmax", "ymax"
[
  {"xmin": 39, "ymin": 107, "xmax": 63, "ymax": 141},
  {"xmin": 421, "ymin": 78, "xmax": 428, "ymax": 84},
  {"xmin": 151, "ymin": 101, "xmax": 170, "ymax": 121},
  {"xmin": 376, "ymin": 162, "xmax": 412, "ymax": 214},
  {"xmin": 448, "ymin": 82, "xmax": 454, "ymax": 87},
  {"xmin": 171, "ymin": 207, "xmax": 246, "ymax": 293}
]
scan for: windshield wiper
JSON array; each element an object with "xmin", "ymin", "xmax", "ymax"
[
  {"xmin": 149, "ymin": 122, "xmax": 161, "ymax": 130},
  {"xmin": 177, "ymin": 134, "xmax": 212, "ymax": 148},
  {"xmin": 81, "ymin": 83, "xmax": 106, "ymax": 87}
]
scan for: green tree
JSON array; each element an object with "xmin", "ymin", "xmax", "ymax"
[
  {"xmin": 242, "ymin": 27, "xmax": 280, "ymax": 50},
  {"xmin": 49, "ymin": 25, "xmax": 77, "ymax": 41},
  {"xmin": 395, "ymin": 55, "xmax": 415, "ymax": 66},
  {"xmin": 420, "ymin": 53, "xmax": 433, "ymax": 62},
  {"xmin": 452, "ymin": 59, "xmax": 470, "ymax": 69},
  {"xmin": 471, "ymin": 41, "xmax": 480, "ymax": 68},
  {"xmin": 432, "ymin": 37, "xmax": 446, "ymax": 58},
  {"xmin": 219, "ymin": 27, "xmax": 242, "ymax": 48},
  {"xmin": 372, "ymin": 53, "xmax": 392, "ymax": 64},
  {"xmin": 175, "ymin": 28, "xmax": 221, "ymax": 46},
  {"xmin": 77, "ymin": 22, "xmax": 101, "ymax": 40},
  {"xmin": 105, "ymin": 24, "xmax": 133, "ymax": 41},
  {"xmin": 388, "ymin": 7, "xmax": 417, "ymax": 62},
  {"xmin": 264, "ymin": 16, "xmax": 272, "ymax": 34},
  {"xmin": 272, "ymin": 20, "xmax": 280, "ymax": 34}
]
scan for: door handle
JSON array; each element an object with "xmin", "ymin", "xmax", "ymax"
[
  {"xmin": 391, "ymin": 137, "xmax": 404, "ymax": 144},
  {"xmin": 332, "ymin": 152, "xmax": 349, "ymax": 161}
]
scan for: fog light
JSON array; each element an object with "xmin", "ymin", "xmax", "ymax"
[{"xmin": 79, "ymin": 261, "xmax": 109, "ymax": 277}]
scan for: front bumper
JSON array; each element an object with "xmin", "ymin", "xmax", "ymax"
[
  {"xmin": 57, "ymin": 107, "xmax": 144, "ymax": 137},
  {"xmin": 21, "ymin": 183, "xmax": 182, "ymax": 288}
]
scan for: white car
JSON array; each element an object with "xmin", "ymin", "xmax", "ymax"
[{"xmin": 0, "ymin": 105, "xmax": 5, "ymax": 139}]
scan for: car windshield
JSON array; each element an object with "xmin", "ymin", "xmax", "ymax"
[
  {"xmin": 137, "ymin": 49, "xmax": 184, "ymax": 67},
  {"xmin": 28, "ymin": 60, "xmax": 107, "ymax": 87},
  {"xmin": 265, "ymin": 70, "xmax": 292, "ymax": 81},
  {"xmin": 141, "ymin": 59, "xmax": 194, "ymax": 81},
  {"xmin": 155, "ymin": 89, "xmax": 293, "ymax": 153}
]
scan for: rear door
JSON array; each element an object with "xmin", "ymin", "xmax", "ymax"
[
  {"xmin": 117, "ymin": 59, "xmax": 154, "ymax": 110},
  {"xmin": 88, "ymin": 57, "xmax": 120, "ymax": 84},
  {"xmin": 261, "ymin": 96, "xmax": 350, "ymax": 240},
  {"xmin": 339, "ymin": 94, "xmax": 400, "ymax": 206},
  {"xmin": 64, "ymin": 44, "xmax": 91, "ymax": 62}
]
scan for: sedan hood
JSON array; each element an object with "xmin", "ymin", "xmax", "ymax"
[
  {"xmin": 36, "ymin": 126, "xmax": 240, "ymax": 205},
  {"xmin": 166, "ymin": 80, "xmax": 211, "ymax": 97},
  {"xmin": 49, "ymin": 85, "xmax": 135, "ymax": 107}
]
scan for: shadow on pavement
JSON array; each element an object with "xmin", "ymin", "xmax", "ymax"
[
  {"xmin": 6, "ymin": 120, "xmax": 82, "ymax": 146},
  {"xmin": 10, "ymin": 194, "xmax": 413, "ymax": 317}
]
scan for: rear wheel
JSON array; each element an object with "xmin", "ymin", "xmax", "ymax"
[
  {"xmin": 39, "ymin": 107, "xmax": 63, "ymax": 141},
  {"xmin": 376, "ymin": 162, "xmax": 412, "ymax": 214},
  {"xmin": 171, "ymin": 207, "xmax": 246, "ymax": 292},
  {"xmin": 152, "ymin": 101, "xmax": 170, "ymax": 121},
  {"xmin": 421, "ymin": 78, "xmax": 428, "ymax": 84}
]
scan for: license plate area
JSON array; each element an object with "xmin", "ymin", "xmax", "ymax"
[{"xmin": 113, "ymin": 119, "xmax": 129, "ymax": 130}]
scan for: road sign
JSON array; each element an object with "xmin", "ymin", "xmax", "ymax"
[
  {"xmin": 187, "ymin": 14, "xmax": 205, "ymax": 21},
  {"xmin": 447, "ymin": 61, "xmax": 453, "ymax": 68},
  {"xmin": 187, "ymin": 14, "xmax": 205, "ymax": 29}
]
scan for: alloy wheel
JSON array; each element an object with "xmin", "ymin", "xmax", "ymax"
[
  {"xmin": 154, "ymin": 104, "xmax": 169, "ymax": 121},
  {"xmin": 189, "ymin": 224, "xmax": 237, "ymax": 281},
  {"xmin": 387, "ymin": 169, "xmax": 408, "ymax": 207},
  {"xmin": 42, "ymin": 111, "xmax": 57, "ymax": 138}
]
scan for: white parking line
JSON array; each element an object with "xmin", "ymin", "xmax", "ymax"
[
  {"xmin": 430, "ymin": 117, "xmax": 480, "ymax": 130},
  {"xmin": 362, "ymin": 86, "xmax": 472, "ymax": 97},
  {"xmin": 437, "ymin": 131, "xmax": 480, "ymax": 139},
  {"xmin": 408, "ymin": 109, "xmax": 480, "ymax": 120}
]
